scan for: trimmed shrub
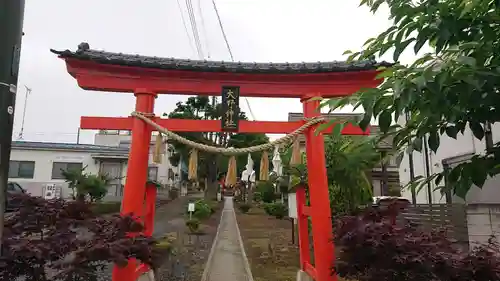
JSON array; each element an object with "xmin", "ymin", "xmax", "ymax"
[
  {"xmin": 253, "ymin": 191, "xmax": 262, "ymax": 202},
  {"xmin": 238, "ymin": 203, "xmax": 252, "ymax": 213},
  {"xmin": 256, "ymin": 181, "xmax": 276, "ymax": 203},
  {"xmin": 187, "ymin": 199, "xmax": 212, "ymax": 220},
  {"xmin": 263, "ymin": 202, "xmax": 288, "ymax": 219},
  {"xmin": 186, "ymin": 218, "xmax": 200, "ymax": 233}
]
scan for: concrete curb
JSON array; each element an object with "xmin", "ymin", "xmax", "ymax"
[
  {"xmin": 200, "ymin": 198, "xmax": 226, "ymax": 281},
  {"xmin": 232, "ymin": 199, "xmax": 254, "ymax": 281}
]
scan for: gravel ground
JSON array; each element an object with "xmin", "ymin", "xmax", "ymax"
[
  {"xmin": 95, "ymin": 194, "xmax": 223, "ymax": 281},
  {"xmin": 95, "ymin": 194, "xmax": 202, "ymax": 281},
  {"xmin": 154, "ymin": 200, "xmax": 223, "ymax": 281}
]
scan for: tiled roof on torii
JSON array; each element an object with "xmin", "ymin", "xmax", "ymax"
[{"xmin": 50, "ymin": 42, "xmax": 392, "ymax": 74}]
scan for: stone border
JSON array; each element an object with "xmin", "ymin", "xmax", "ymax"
[
  {"xmin": 200, "ymin": 200, "xmax": 226, "ymax": 281},
  {"xmin": 232, "ymin": 201, "xmax": 254, "ymax": 281}
]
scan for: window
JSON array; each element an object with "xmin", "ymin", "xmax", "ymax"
[
  {"xmin": 51, "ymin": 162, "xmax": 83, "ymax": 179},
  {"xmin": 148, "ymin": 167, "xmax": 158, "ymax": 181},
  {"xmin": 8, "ymin": 161, "xmax": 35, "ymax": 179}
]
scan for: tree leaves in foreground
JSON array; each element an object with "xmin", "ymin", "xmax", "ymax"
[
  {"xmin": 334, "ymin": 205, "xmax": 500, "ymax": 281},
  {"xmin": 0, "ymin": 194, "xmax": 160, "ymax": 281},
  {"xmin": 321, "ymin": 0, "xmax": 500, "ymax": 198}
]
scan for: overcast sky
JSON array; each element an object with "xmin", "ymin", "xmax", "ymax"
[{"xmin": 14, "ymin": 0, "xmax": 398, "ymax": 144}]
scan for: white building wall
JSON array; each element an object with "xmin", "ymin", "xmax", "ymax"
[
  {"xmin": 9, "ymin": 149, "xmax": 100, "ymax": 198},
  {"xmin": 398, "ymin": 116, "xmax": 496, "ymax": 204}
]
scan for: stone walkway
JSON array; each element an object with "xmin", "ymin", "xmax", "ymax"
[
  {"xmin": 201, "ymin": 197, "xmax": 253, "ymax": 281},
  {"xmin": 139, "ymin": 196, "xmax": 252, "ymax": 281}
]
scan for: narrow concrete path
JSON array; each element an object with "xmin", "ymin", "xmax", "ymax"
[{"xmin": 201, "ymin": 197, "xmax": 253, "ymax": 281}]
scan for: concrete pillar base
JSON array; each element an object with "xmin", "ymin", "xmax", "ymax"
[
  {"xmin": 296, "ymin": 270, "xmax": 314, "ymax": 281},
  {"xmin": 137, "ymin": 270, "xmax": 155, "ymax": 281}
]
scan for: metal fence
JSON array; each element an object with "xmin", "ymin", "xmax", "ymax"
[{"xmin": 398, "ymin": 204, "xmax": 469, "ymax": 246}]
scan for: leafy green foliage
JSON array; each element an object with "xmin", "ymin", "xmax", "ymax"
[
  {"xmin": 186, "ymin": 218, "xmax": 201, "ymax": 233},
  {"xmin": 263, "ymin": 202, "xmax": 288, "ymax": 219},
  {"xmin": 256, "ymin": 181, "xmax": 277, "ymax": 203},
  {"xmin": 238, "ymin": 203, "xmax": 252, "ymax": 213},
  {"xmin": 62, "ymin": 166, "xmax": 111, "ymax": 202},
  {"xmin": 325, "ymin": 135, "xmax": 380, "ymax": 214},
  {"xmin": 321, "ymin": 0, "xmax": 500, "ymax": 198},
  {"xmin": 188, "ymin": 199, "xmax": 212, "ymax": 220},
  {"xmin": 252, "ymin": 191, "xmax": 262, "ymax": 202}
]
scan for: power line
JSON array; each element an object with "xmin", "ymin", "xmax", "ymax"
[
  {"xmin": 211, "ymin": 0, "xmax": 256, "ymax": 121},
  {"xmin": 176, "ymin": 0, "xmax": 197, "ymax": 57},
  {"xmin": 211, "ymin": 0, "xmax": 233, "ymax": 61},
  {"xmin": 185, "ymin": 0, "xmax": 204, "ymax": 59},
  {"xmin": 197, "ymin": 0, "xmax": 211, "ymax": 58}
]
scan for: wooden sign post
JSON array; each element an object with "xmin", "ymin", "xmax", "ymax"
[{"xmin": 221, "ymin": 86, "xmax": 240, "ymax": 132}]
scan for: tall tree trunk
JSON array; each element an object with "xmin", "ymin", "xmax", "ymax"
[{"xmin": 204, "ymin": 154, "xmax": 218, "ymax": 200}]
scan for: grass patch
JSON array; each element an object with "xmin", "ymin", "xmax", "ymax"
[{"xmin": 90, "ymin": 201, "xmax": 121, "ymax": 215}]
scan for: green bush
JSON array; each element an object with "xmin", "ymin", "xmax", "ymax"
[
  {"xmin": 186, "ymin": 218, "xmax": 200, "ymax": 233},
  {"xmin": 91, "ymin": 202, "xmax": 121, "ymax": 215},
  {"xmin": 187, "ymin": 199, "xmax": 212, "ymax": 220},
  {"xmin": 238, "ymin": 203, "xmax": 251, "ymax": 213},
  {"xmin": 256, "ymin": 181, "xmax": 276, "ymax": 203},
  {"xmin": 263, "ymin": 202, "xmax": 288, "ymax": 219},
  {"xmin": 208, "ymin": 200, "xmax": 220, "ymax": 214},
  {"xmin": 253, "ymin": 191, "xmax": 262, "ymax": 202}
]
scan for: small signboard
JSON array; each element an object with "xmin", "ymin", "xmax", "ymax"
[
  {"xmin": 44, "ymin": 184, "xmax": 62, "ymax": 200},
  {"xmin": 188, "ymin": 203, "xmax": 195, "ymax": 219},
  {"xmin": 221, "ymin": 86, "xmax": 240, "ymax": 132}
]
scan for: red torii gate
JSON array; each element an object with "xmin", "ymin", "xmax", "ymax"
[{"xmin": 52, "ymin": 43, "xmax": 386, "ymax": 281}]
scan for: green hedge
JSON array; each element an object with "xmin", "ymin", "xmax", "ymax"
[{"xmin": 91, "ymin": 202, "xmax": 121, "ymax": 215}]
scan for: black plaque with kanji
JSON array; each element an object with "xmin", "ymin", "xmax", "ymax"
[{"xmin": 221, "ymin": 86, "xmax": 240, "ymax": 132}]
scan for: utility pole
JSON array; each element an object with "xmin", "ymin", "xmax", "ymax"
[
  {"xmin": 76, "ymin": 127, "xmax": 81, "ymax": 144},
  {"xmin": 0, "ymin": 0, "xmax": 26, "ymax": 254}
]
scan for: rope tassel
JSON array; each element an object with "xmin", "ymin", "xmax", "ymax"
[
  {"xmin": 153, "ymin": 133, "xmax": 163, "ymax": 164},
  {"xmin": 225, "ymin": 156, "xmax": 237, "ymax": 187},
  {"xmin": 290, "ymin": 138, "xmax": 302, "ymax": 166},
  {"xmin": 260, "ymin": 151, "xmax": 269, "ymax": 181},
  {"xmin": 188, "ymin": 149, "xmax": 198, "ymax": 181}
]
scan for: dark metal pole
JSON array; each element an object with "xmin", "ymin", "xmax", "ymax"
[
  {"xmin": 405, "ymin": 112, "xmax": 417, "ymax": 205},
  {"xmin": 423, "ymin": 134, "xmax": 433, "ymax": 204},
  {"xmin": 0, "ymin": 0, "xmax": 26, "ymax": 255},
  {"xmin": 76, "ymin": 127, "xmax": 81, "ymax": 144}
]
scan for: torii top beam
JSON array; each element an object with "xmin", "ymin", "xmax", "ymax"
[{"xmin": 50, "ymin": 42, "xmax": 390, "ymax": 98}]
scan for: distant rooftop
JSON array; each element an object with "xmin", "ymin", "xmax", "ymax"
[
  {"xmin": 287, "ymin": 112, "xmax": 391, "ymax": 149},
  {"xmin": 12, "ymin": 141, "xmax": 129, "ymax": 154}
]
